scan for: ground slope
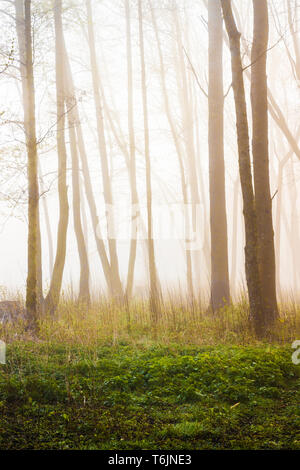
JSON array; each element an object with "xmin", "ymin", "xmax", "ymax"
[{"xmin": 0, "ymin": 343, "xmax": 299, "ymax": 449}]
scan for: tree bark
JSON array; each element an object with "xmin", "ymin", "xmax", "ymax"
[
  {"xmin": 44, "ymin": 0, "xmax": 69, "ymax": 315},
  {"xmin": 208, "ymin": 0, "xmax": 230, "ymax": 310},
  {"xmin": 86, "ymin": 0, "xmax": 123, "ymax": 300},
  {"xmin": 231, "ymin": 177, "xmax": 240, "ymax": 296},
  {"xmin": 61, "ymin": 40, "xmax": 90, "ymax": 305},
  {"xmin": 251, "ymin": 0, "xmax": 278, "ymax": 324},
  {"xmin": 38, "ymin": 161, "xmax": 54, "ymax": 280},
  {"xmin": 221, "ymin": 0, "xmax": 264, "ymax": 337},
  {"xmin": 61, "ymin": 42, "xmax": 116, "ymax": 298},
  {"xmin": 23, "ymin": 0, "xmax": 39, "ymax": 329},
  {"xmin": 67, "ymin": 100, "xmax": 90, "ymax": 305},
  {"xmin": 138, "ymin": 0, "xmax": 159, "ymax": 322}
]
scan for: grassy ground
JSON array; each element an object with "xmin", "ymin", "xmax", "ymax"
[{"xmin": 0, "ymin": 341, "xmax": 299, "ymax": 450}]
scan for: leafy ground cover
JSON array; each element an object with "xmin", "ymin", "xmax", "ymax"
[{"xmin": 0, "ymin": 342, "xmax": 299, "ymax": 449}]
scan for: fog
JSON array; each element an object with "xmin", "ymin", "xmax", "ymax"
[{"xmin": 0, "ymin": 0, "xmax": 299, "ymax": 303}]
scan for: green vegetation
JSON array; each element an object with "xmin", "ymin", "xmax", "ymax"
[{"xmin": 0, "ymin": 342, "xmax": 299, "ymax": 450}]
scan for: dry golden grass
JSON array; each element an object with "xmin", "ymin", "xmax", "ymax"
[{"xmin": 1, "ymin": 289, "xmax": 299, "ymax": 347}]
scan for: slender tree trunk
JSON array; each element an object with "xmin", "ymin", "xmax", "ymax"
[
  {"xmin": 195, "ymin": 105, "xmax": 211, "ymax": 281},
  {"xmin": 61, "ymin": 42, "xmax": 115, "ymax": 298},
  {"xmin": 208, "ymin": 0, "xmax": 230, "ymax": 310},
  {"xmin": 125, "ymin": 0, "xmax": 139, "ymax": 299},
  {"xmin": 23, "ymin": 0, "xmax": 39, "ymax": 328},
  {"xmin": 251, "ymin": 0, "xmax": 278, "ymax": 323},
  {"xmin": 150, "ymin": 1, "xmax": 193, "ymax": 299},
  {"xmin": 138, "ymin": 0, "xmax": 159, "ymax": 321},
  {"xmin": 80, "ymin": 175, "xmax": 89, "ymax": 262},
  {"xmin": 231, "ymin": 177, "xmax": 240, "ymax": 296},
  {"xmin": 288, "ymin": 158, "xmax": 300, "ymax": 295},
  {"xmin": 275, "ymin": 160, "xmax": 283, "ymax": 296},
  {"xmin": 221, "ymin": 0, "xmax": 264, "ymax": 337},
  {"xmin": 60, "ymin": 40, "xmax": 90, "ymax": 305},
  {"xmin": 66, "ymin": 101, "xmax": 90, "ymax": 304},
  {"xmin": 86, "ymin": 0, "xmax": 123, "ymax": 300},
  {"xmin": 38, "ymin": 161, "xmax": 54, "ymax": 280},
  {"xmin": 273, "ymin": 128, "xmax": 300, "ymax": 297},
  {"xmin": 173, "ymin": 10, "xmax": 201, "ymax": 299},
  {"xmin": 44, "ymin": 0, "xmax": 69, "ymax": 315},
  {"xmin": 15, "ymin": 0, "xmax": 43, "ymax": 324},
  {"xmin": 287, "ymin": 0, "xmax": 300, "ymax": 79}
]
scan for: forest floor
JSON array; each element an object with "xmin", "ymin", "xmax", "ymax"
[{"xmin": 0, "ymin": 341, "xmax": 299, "ymax": 450}]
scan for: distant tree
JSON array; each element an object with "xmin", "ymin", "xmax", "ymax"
[
  {"xmin": 62, "ymin": 34, "xmax": 114, "ymax": 302},
  {"xmin": 63, "ymin": 43, "xmax": 90, "ymax": 305},
  {"xmin": 86, "ymin": 0, "xmax": 123, "ymax": 300},
  {"xmin": 150, "ymin": 0, "xmax": 193, "ymax": 299},
  {"xmin": 138, "ymin": 0, "xmax": 159, "ymax": 323},
  {"xmin": 173, "ymin": 7, "xmax": 201, "ymax": 300},
  {"xmin": 125, "ymin": 0, "xmax": 139, "ymax": 300}
]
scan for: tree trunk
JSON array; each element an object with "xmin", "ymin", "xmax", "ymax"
[
  {"xmin": 61, "ymin": 42, "xmax": 115, "ymax": 298},
  {"xmin": 67, "ymin": 101, "xmax": 91, "ymax": 305},
  {"xmin": 38, "ymin": 161, "xmax": 54, "ymax": 280},
  {"xmin": 288, "ymin": 158, "xmax": 300, "ymax": 295},
  {"xmin": 44, "ymin": 0, "xmax": 69, "ymax": 315},
  {"xmin": 150, "ymin": 0, "xmax": 193, "ymax": 299},
  {"xmin": 251, "ymin": 0, "xmax": 278, "ymax": 323},
  {"xmin": 138, "ymin": 0, "xmax": 159, "ymax": 322},
  {"xmin": 221, "ymin": 0, "xmax": 264, "ymax": 337},
  {"xmin": 231, "ymin": 177, "xmax": 240, "ymax": 297},
  {"xmin": 125, "ymin": 0, "xmax": 139, "ymax": 300},
  {"xmin": 23, "ymin": 0, "xmax": 39, "ymax": 329},
  {"xmin": 86, "ymin": 0, "xmax": 123, "ymax": 300},
  {"xmin": 173, "ymin": 10, "xmax": 200, "ymax": 299},
  {"xmin": 208, "ymin": 0, "xmax": 230, "ymax": 310},
  {"xmin": 61, "ymin": 39, "xmax": 90, "ymax": 305}
]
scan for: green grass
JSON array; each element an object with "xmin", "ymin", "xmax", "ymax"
[{"xmin": 0, "ymin": 342, "xmax": 299, "ymax": 449}]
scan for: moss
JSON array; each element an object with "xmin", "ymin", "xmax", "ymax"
[{"xmin": 0, "ymin": 342, "xmax": 299, "ymax": 449}]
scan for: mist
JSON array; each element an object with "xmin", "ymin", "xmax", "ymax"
[{"xmin": 0, "ymin": 0, "xmax": 299, "ymax": 309}]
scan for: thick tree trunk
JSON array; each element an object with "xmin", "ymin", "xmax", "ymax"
[
  {"xmin": 221, "ymin": 0, "xmax": 264, "ymax": 337},
  {"xmin": 251, "ymin": 0, "xmax": 278, "ymax": 324},
  {"xmin": 208, "ymin": 0, "xmax": 230, "ymax": 310},
  {"xmin": 138, "ymin": 0, "xmax": 159, "ymax": 322},
  {"xmin": 44, "ymin": 0, "xmax": 69, "ymax": 315},
  {"xmin": 86, "ymin": 0, "xmax": 123, "ymax": 300}
]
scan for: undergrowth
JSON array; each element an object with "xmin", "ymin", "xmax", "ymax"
[{"xmin": 0, "ymin": 342, "xmax": 299, "ymax": 449}]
